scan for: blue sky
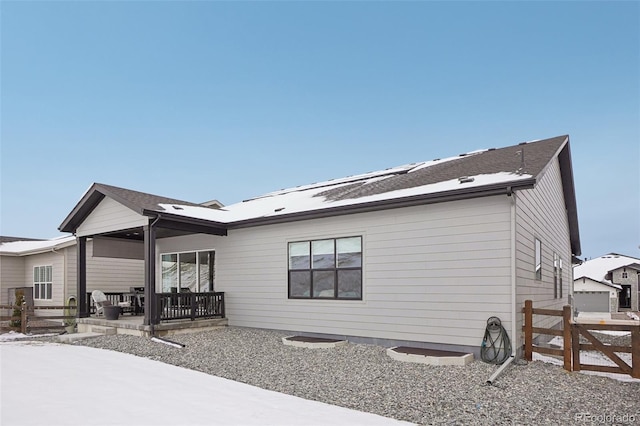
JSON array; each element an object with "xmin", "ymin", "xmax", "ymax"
[{"xmin": 1, "ymin": 1, "xmax": 638, "ymax": 259}]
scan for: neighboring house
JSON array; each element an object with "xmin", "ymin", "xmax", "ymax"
[
  {"xmin": 573, "ymin": 253, "xmax": 640, "ymax": 314},
  {"xmin": 608, "ymin": 263, "xmax": 640, "ymax": 311},
  {"xmin": 0, "ymin": 236, "xmax": 145, "ymax": 311},
  {"xmin": 572, "ymin": 276, "xmax": 621, "ymax": 314},
  {"xmin": 59, "ymin": 135, "xmax": 581, "ymax": 357}
]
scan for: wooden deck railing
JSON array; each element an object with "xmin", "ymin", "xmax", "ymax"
[
  {"xmin": 86, "ymin": 292, "xmax": 141, "ymax": 315},
  {"xmin": 155, "ymin": 292, "xmax": 225, "ymax": 322}
]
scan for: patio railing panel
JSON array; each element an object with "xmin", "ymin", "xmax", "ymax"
[
  {"xmin": 85, "ymin": 291, "xmax": 224, "ymax": 322},
  {"xmin": 156, "ymin": 292, "xmax": 225, "ymax": 322}
]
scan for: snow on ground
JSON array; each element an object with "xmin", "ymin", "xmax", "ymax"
[
  {"xmin": 0, "ymin": 341, "xmax": 412, "ymax": 426},
  {"xmin": 539, "ymin": 334, "xmax": 640, "ymax": 383}
]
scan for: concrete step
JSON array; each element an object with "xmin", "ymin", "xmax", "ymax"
[
  {"xmin": 91, "ymin": 325, "xmax": 117, "ymax": 335},
  {"xmin": 57, "ymin": 332, "xmax": 104, "ymax": 343}
]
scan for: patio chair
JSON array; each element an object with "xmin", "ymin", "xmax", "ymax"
[{"xmin": 91, "ymin": 290, "xmax": 112, "ymax": 316}]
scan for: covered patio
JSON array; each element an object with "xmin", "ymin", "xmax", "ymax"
[{"xmin": 58, "ymin": 183, "xmax": 229, "ymax": 330}]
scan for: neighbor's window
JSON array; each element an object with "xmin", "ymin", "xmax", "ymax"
[
  {"xmin": 161, "ymin": 250, "xmax": 215, "ymax": 293},
  {"xmin": 622, "ymin": 272, "xmax": 628, "ymax": 279},
  {"xmin": 288, "ymin": 236, "xmax": 362, "ymax": 300},
  {"xmin": 34, "ymin": 265, "xmax": 52, "ymax": 300},
  {"xmin": 534, "ymin": 238, "xmax": 542, "ymax": 281}
]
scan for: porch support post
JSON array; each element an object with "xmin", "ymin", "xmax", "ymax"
[
  {"xmin": 77, "ymin": 236, "xmax": 88, "ymax": 318},
  {"xmin": 143, "ymin": 222, "xmax": 157, "ymax": 326}
]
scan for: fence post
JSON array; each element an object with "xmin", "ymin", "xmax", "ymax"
[
  {"xmin": 524, "ymin": 300, "xmax": 532, "ymax": 361},
  {"xmin": 563, "ymin": 305, "xmax": 572, "ymax": 372},
  {"xmin": 571, "ymin": 322, "xmax": 581, "ymax": 373},
  {"xmin": 20, "ymin": 302, "xmax": 27, "ymax": 334},
  {"xmin": 562, "ymin": 305, "xmax": 572, "ymax": 371},
  {"xmin": 632, "ymin": 323, "xmax": 640, "ymax": 379}
]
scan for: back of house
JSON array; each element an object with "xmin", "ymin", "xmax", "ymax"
[{"xmin": 58, "ymin": 135, "xmax": 580, "ymax": 357}]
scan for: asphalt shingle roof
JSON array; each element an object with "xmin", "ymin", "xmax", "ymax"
[{"xmin": 318, "ymin": 135, "xmax": 566, "ymax": 201}]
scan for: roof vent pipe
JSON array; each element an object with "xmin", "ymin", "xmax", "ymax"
[{"xmin": 516, "ymin": 149, "xmax": 525, "ymax": 175}]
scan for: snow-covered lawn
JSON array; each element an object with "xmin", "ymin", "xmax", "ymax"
[{"xmin": 0, "ymin": 337, "xmax": 412, "ymax": 426}]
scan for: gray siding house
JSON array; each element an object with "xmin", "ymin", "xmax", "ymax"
[
  {"xmin": 59, "ymin": 135, "xmax": 580, "ymax": 356},
  {"xmin": 574, "ymin": 254, "xmax": 640, "ymax": 314},
  {"xmin": 0, "ymin": 236, "xmax": 144, "ymax": 311}
]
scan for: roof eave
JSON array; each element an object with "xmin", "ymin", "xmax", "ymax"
[
  {"xmin": 59, "ymin": 183, "xmax": 151, "ymax": 234},
  {"xmin": 0, "ymin": 238, "xmax": 77, "ymax": 256},
  {"xmin": 58, "ymin": 185, "xmax": 106, "ymax": 233},
  {"xmin": 228, "ymin": 179, "xmax": 536, "ymax": 229},
  {"xmin": 142, "ymin": 210, "xmax": 228, "ymax": 236},
  {"xmin": 557, "ymin": 138, "xmax": 581, "ymax": 256}
]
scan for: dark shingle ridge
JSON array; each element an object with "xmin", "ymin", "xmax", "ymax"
[
  {"xmin": 94, "ymin": 183, "xmax": 207, "ymax": 213},
  {"xmin": 316, "ymin": 136, "xmax": 567, "ymax": 202}
]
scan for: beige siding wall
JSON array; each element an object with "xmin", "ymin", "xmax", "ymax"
[
  {"xmin": 1, "ymin": 241, "xmax": 144, "ymax": 313},
  {"xmin": 0, "ymin": 256, "xmax": 26, "ymax": 305},
  {"xmin": 77, "ymin": 197, "xmax": 148, "ymax": 237},
  {"xmin": 515, "ymin": 158, "xmax": 573, "ymax": 347},
  {"xmin": 85, "ymin": 240, "xmax": 145, "ymax": 294},
  {"xmin": 158, "ymin": 196, "xmax": 513, "ymax": 350}
]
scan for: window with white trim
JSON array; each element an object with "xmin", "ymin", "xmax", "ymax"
[
  {"xmin": 534, "ymin": 238, "xmax": 542, "ymax": 281},
  {"xmin": 288, "ymin": 236, "xmax": 362, "ymax": 300},
  {"xmin": 34, "ymin": 265, "xmax": 52, "ymax": 300}
]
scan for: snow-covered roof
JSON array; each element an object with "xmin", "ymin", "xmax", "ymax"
[
  {"xmin": 0, "ymin": 235, "xmax": 76, "ymax": 256},
  {"xmin": 574, "ymin": 253, "xmax": 640, "ymax": 284},
  {"xmin": 158, "ymin": 171, "xmax": 533, "ymax": 224},
  {"xmin": 573, "ymin": 276, "xmax": 622, "ymax": 290},
  {"xmin": 59, "ymin": 135, "xmax": 580, "ymax": 255}
]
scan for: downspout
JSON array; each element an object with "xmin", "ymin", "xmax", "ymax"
[
  {"xmin": 148, "ymin": 215, "xmax": 161, "ymax": 336},
  {"xmin": 487, "ymin": 188, "xmax": 517, "ymax": 385}
]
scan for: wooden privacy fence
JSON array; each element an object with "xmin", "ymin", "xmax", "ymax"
[
  {"xmin": 0, "ymin": 303, "xmax": 76, "ymax": 334},
  {"xmin": 523, "ymin": 299, "xmax": 640, "ymax": 379}
]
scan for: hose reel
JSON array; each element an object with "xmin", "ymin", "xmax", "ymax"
[{"xmin": 480, "ymin": 316, "xmax": 511, "ymax": 365}]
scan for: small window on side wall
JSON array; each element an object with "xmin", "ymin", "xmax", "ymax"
[
  {"xmin": 534, "ymin": 238, "xmax": 542, "ymax": 281},
  {"xmin": 559, "ymin": 258, "xmax": 563, "ymax": 298}
]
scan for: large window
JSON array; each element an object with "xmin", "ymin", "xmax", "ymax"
[
  {"xmin": 161, "ymin": 251, "xmax": 215, "ymax": 293},
  {"xmin": 288, "ymin": 236, "xmax": 362, "ymax": 300},
  {"xmin": 534, "ymin": 238, "xmax": 542, "ymax": 281},
  {"xmin": 34, "ymin": 265, "xmax": 52, "ymax": 300}
]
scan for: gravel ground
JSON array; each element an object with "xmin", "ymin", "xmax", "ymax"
[{"xmin": 71, "ymin": 327, "xmax": 639, "ymax": 425}]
